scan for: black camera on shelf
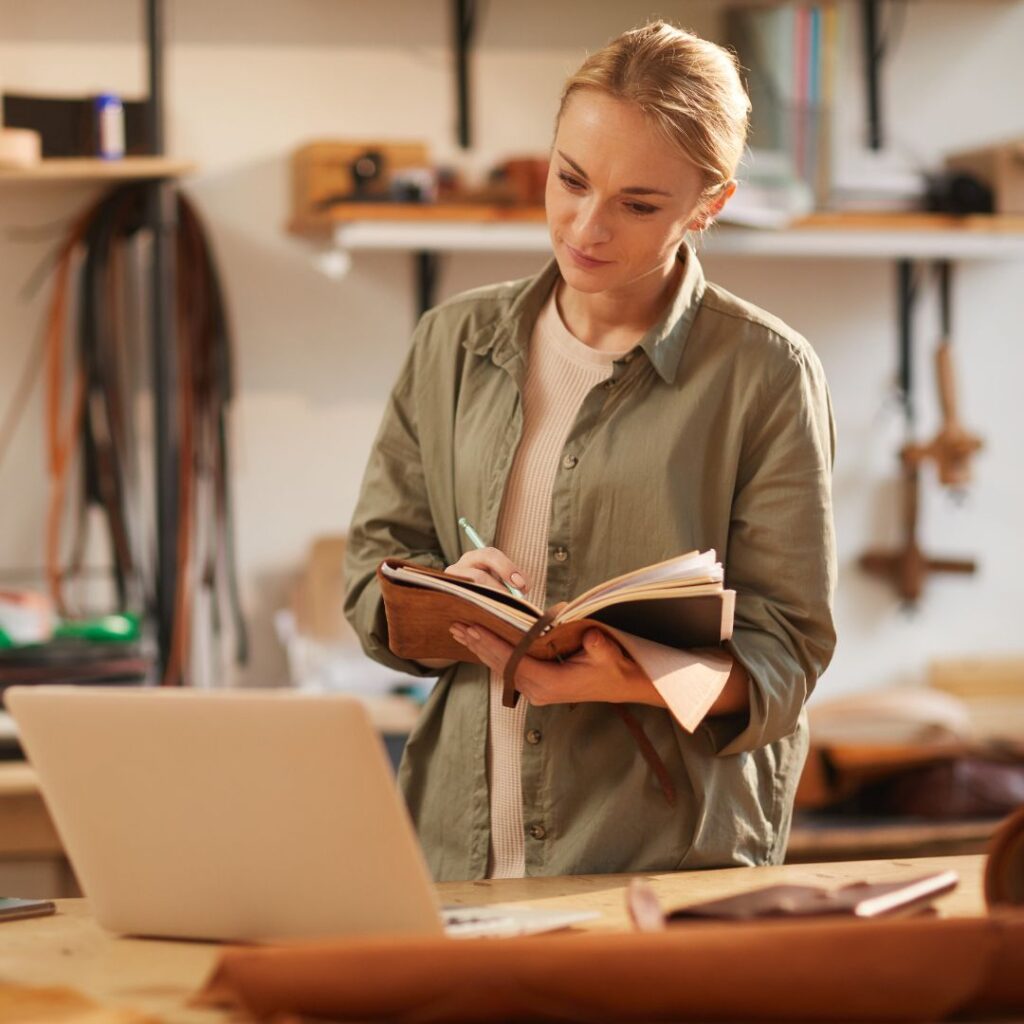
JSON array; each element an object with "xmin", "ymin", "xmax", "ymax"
[
  {"xmin": 925, "ymin": 171, "xmax": 994, "ymax": 215},
  {"xmin": 312, "ymin": 147, "xmax": 435, "ymax": 211},
  {"xmin": 350, "ymin": 149, "xmax": 386, "ymax": 198}
]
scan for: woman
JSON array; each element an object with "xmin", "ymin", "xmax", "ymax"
[{"xmin": 344, "ymin": 21, "xmax": 836, "ymax": 881}]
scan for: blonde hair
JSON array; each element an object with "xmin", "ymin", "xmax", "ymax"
[{"xmin": 557, "ymin": 22, "xmax": 750, "ymax": 203}]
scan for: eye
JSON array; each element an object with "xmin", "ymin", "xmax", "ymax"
[
  {"xmin": 625, "ymin": 201, "xmax": 659, "ymax": 216},
  {"xmin": 557, "ymin": 171, "xmax": 585, "ymax": 191}
]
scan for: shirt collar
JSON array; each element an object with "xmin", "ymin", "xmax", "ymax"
[
  {"xmin": 636, "ymin": 243, "xmax": 706, "ymax": 384},
  {"xmin": 463, "ymin": 243, "xmax": 706, "ymax": 385}
]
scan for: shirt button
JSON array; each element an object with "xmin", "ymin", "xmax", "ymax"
[
  {"xmin": 562, "ymin": 453, "xmax": 578, "ymax": 470},
  {"xmin": 529, "ymin": 824, "xmax": 547, "ymax": 840},
  {"xmin": 526, "ymin": 729, "xmax": 542, "ymax": 745},
  {"xmin": 553, "ymin": 546, "xmax": 568, "ymax": 563}
]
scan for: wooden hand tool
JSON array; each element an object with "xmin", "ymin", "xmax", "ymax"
[
  {"xmin": 859, "ymin": 447, "xmax": 976, "ymax": 604},
  {"xmin": 902, "ymin": 342, "xmax": 983, "ymax": 489}
]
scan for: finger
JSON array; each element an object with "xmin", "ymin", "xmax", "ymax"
[
  {"xmin": 569, "ymin": 628, "xmax": 625, "ymax": 667},
  {"xmin": 567, "ymin": 628, "xmax": 607, "ymax": 662},
  {"xmin": 446, "ymin": 566, "xmax": 505, "ymax": 592},
  {"xmin": 450, "ymin": 622, "xmax": 514, "ymax": 674},
  {"xmin": 464, "ymin": 568, "xmax": 505, "ymax": 591},
  {"xmin": 514, "ymin": 656, "xmax": 569, "ymax": 706},
  {"xmin": 444, "ymin": 561, "xmax": 505, "ymax": 591},
  {"xmin": 452, "ymin": 548, "xmax": 529, "ymax": 593}
]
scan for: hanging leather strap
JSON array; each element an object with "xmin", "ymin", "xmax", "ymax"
[
  {"xmin": 40, "ymin": 186, "xmax": 247, "ymax": 683},
  {"xmin": 503, "ymin": 618, "xmax": 678, "ymax": 807},
  {"xmin": 610, "ymin": 705, "xmax": 677, "ymax": 807}
]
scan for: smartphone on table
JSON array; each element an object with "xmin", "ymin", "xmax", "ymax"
[{"xmin": 0, "ymin": 897, "xmax": 56, "ymax": 922}]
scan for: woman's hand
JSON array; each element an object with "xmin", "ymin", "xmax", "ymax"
[
  {"xmin": 449, "ymin": 622, "xmax": 659, "ymax": 706},
  {"xmin": 445, "ymin": 548, "xmax": 529, "ymax": 596}
]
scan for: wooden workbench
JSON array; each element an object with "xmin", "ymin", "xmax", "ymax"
[
  {"xmin": 0, "ymin": 761, "xmax": 77, "ymax": 900},
  {"xmin": 0, "ymin": 854, "xmax": 987, "ymax": 1024}
]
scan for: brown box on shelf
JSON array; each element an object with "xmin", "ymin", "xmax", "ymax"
[
  {"xmin": 929, "ymin": 654, "xmax": 1024, "ymax": 747},
  {"xmin": 290, "ymin": 535, "xmax": 354, "ymax": 644},
  {"xmin": 946, "ymin": 139, "xmax": 1024, "ymax": 215},
  {"xmin": 291, "ymin": 140, "xmax": 432, "ymax": 232}
]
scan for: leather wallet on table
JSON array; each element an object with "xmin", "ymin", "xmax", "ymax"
[{"xmin": 657, "ymin": 870, "xmax": 959, "ymax": 921}]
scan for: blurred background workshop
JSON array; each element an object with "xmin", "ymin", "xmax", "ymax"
[{"xmin": 1, "ymin": 0, "xmax": 1023, "ymax": 903}]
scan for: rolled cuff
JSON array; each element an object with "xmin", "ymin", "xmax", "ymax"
[
  {"xmin": 604, "ymin": 627, "xmax": 732, "ymax": 733},
  {"xmin": 701, "ymin": 634, "xmax": 798, "ymax": 757}
]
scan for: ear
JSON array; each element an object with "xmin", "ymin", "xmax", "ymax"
[{"xmin": 687, "ymin": 180, "xmax": 738, "ymax": 231}]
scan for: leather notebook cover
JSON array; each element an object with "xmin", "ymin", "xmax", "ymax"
[{"xmin": 377, "ymin": 558, "xmax": 734, "ymax": 665}]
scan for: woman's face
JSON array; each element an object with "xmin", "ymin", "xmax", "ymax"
[{"xmin": 546, "ymin": 89, "xmax": 711, "ymax": 296}]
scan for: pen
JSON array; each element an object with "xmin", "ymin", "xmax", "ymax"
[{"xmin": 457, "ymin": 516, "xmax": 526, "ymax": 600}]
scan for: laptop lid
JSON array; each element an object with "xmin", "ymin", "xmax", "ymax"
[{"xmin": 6, "ymin": 686, "xmax": 443, "ymax": 942}]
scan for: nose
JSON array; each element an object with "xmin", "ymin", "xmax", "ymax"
[{"xmin": 573, "ymin": 197, "xmax": 612, "ymax": 247}]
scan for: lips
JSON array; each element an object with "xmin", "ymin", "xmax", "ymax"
[{"xmin": 565, "ymin": 243, "xmax": 612, "ymax": 268}]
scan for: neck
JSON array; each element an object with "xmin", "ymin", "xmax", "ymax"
[{"xmin": 557, "ymin": 255, "xmax": 684, "ymax": 352}]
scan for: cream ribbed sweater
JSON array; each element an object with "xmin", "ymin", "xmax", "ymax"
[{"xmin": 486, "ymin": 284, "xmax": 625, "ymax": 879}]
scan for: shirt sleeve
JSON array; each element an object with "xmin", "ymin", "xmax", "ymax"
[
  {"xmin": 343, "ymin": 311, "xmax": 449, "ymax": 678},
  {"xmin": 702, "ymin": 342, "xmax": 838, "ymax": 756},
  {"xmin": 603, "ymin": 627, "xmax": 732, "ymax": 732}
]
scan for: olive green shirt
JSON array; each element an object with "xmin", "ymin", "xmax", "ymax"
[{"xmin": 344, "ymin": 248, "xmax": 836, "ymax": 881}]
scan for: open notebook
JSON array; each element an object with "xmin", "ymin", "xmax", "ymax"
[{"xmin": 378, "ymin": 548, "xmax": 735, "ymax": 690}]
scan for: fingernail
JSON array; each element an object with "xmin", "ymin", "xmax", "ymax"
[
  {"xmin": 467, "ymin": 626, "xmax": 481, "ymax": 640},
  {"xmin": 450, "ymin": 626, "xmax": 466, "ymax": 643},
  {"xmin": 511, "ymin": 573, "xmax": 526, "ymax": 588}
]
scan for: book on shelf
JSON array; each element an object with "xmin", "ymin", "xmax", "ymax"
[
  {"xmin": 725, "ymin": 3, "xmax": 838, "ymax": 207},
  {"xmin": 377, "ymin": 548, "xmax": 735, "ymax": 672}
]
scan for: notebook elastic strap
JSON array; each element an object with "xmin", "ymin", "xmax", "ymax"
[{"xmin": 502, "ymin": 608, "xmax": 560, "ymax": 708}]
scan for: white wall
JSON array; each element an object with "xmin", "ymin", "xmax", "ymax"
[{"xmin": 1, "ymin": 0, "xmax": 1021, "ymax": 697}]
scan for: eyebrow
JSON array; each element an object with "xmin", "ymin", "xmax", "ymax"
[{"xmin": 556, "ymin": 150, "xmax": 674, "ymax": 198}]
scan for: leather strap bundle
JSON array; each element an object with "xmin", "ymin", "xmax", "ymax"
[
  {"xmin": 199, "ymin": 912, "xmax": 1024, "ymax": 1022},
  {"xmin": 41, "ymin": 184, "xmax": 246, "ymax": 682},
  {"xmin": 199, "ymin": 805, "xmax": 1024, "ymax": 1023}
]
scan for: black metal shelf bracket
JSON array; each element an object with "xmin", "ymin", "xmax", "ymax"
[
  {"xmin": 145, "ymin": 0, "xmax": 180, "ymax": 681},
  {"xmin": 453, "ymin": 0, "xmax": 478, "ymax": 150},
  {"xmin": 416, "ymin": 251, "xmax": 441, "ymax": 318},
  {"xmin": 862, "ymin": 0, "xmax": 883, "ymax": 150},
  {"xmin": 897, "ymin": 258, "xmax": 915, "ymax": 430},
  {"xmin": 895, "ymin": 257, "xmax": 957, "ymax": 434}
]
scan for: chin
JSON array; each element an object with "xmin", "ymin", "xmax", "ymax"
[{"xmin": 553, "ymin": 250, "xmax": 618, "ymax": 292}]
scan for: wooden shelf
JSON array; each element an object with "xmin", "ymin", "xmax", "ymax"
[
  {"xmin": 294, "ymin": 206, "xmax": 1024, "ymax": 262},
  {"xmin": 0, "ymin": 157, "xmax": 196, "ymax": 183},
  {"xmin": 292, "ymin": 202, "xmax": 546, "ymax": 231},
  {"xmin": 786, "ymin": 816, "xmax": 999, "ymax": 863}
]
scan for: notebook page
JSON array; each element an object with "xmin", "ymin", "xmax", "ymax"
[
  {"xmin": 561, "ymin": 550, "xmax": 720, "ymax": 616},
  {"xmin": 381, "ymin": 563, "xmax": 540, "ymax": 629}
]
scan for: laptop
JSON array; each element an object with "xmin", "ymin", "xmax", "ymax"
[{"xmin": 6, "ymin": 685, "xmax": 598, "ymax": 942}]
